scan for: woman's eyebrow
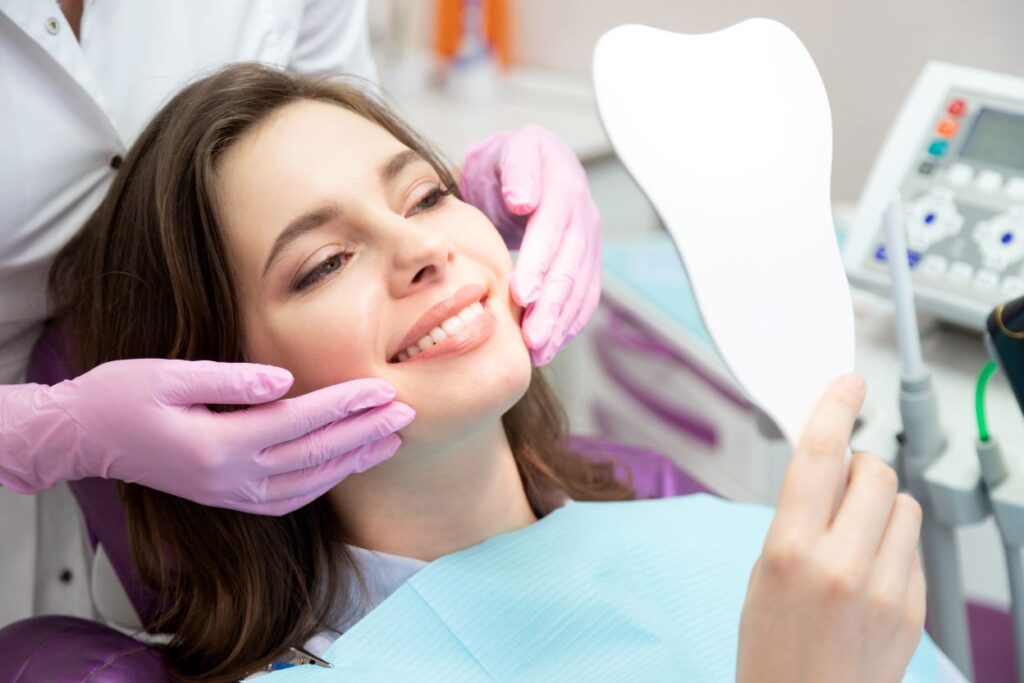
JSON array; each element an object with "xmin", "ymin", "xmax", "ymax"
[
  {"xmin": 262, "ymin": 204, "xmax": 340, "ymax": 279},
  {"xmin": 381, "ymin": 149, "xmax": 426, "ymax": 183}
]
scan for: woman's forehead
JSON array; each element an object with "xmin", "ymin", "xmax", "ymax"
[
  {"xmin": 217, "ymin": 101, "xmax": 409, "ymax": 213},
  {"xmin": 223, "ymin": 100, "xmax": 403, "ymax": 180}
]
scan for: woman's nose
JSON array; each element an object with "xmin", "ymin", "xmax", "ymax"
[{"xmin": 388, "ymin": 226, "xmax": 455, "ymax": 297}]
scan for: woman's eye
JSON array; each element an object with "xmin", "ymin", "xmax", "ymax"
[
  {"xmin": 294, "ymin": 252, "xmax": 351, "ymax": 291},
  {"xmin": 410, "ymin": 186, "xmax": 451, "ymax": 216}
]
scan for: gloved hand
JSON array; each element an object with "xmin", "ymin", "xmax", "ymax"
[
  {"xmin": 0, "ymin": 359, "xmax": 414, "ymax": 515},
  {"xmin": 460, "ymin": 125, "xmax": 601, "ymax": 366}
]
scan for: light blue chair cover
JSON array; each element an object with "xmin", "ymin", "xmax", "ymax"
[{"xmin": 266, "ymin": 494, "xmax": 958, "ymax": 682}]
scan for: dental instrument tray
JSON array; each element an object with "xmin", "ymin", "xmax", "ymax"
[{"xmin": 846, "ymin": 61, "xmax": 1024, "ymax": 329}]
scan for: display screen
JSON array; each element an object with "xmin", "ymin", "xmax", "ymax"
[{"xmin": 960, "ymin": 107, "xmax": 1024, "ymax": 170}]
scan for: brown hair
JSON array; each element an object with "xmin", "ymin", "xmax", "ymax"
[{"xmin": 49, "ymin": 63, "xmax": 632, "ymax": 681}]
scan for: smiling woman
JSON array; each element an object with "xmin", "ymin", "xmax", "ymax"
[{"xmin": 46, "ymin": 63, "xmax": 631, "ymax": 681}]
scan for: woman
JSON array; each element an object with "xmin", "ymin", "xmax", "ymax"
[
  {"xmin": 1, "ymin": 0, "xmax": 601, "ymax": 626},
  {"xmin": 49, "ymin": 64, "xmax": 933, "ymax": 682}
]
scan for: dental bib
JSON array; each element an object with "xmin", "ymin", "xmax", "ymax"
[
  {"xmin": 592, "ymin": 20, "xmax": 854, "ymax": 446},
  {"xmin": 263, "ymin": 496, "xmax": 951, "ymax": 681}
]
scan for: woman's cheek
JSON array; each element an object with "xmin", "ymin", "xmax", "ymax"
[{"xmin": 257, "ymin": 308, "xmax": 381, "ymax": 396}]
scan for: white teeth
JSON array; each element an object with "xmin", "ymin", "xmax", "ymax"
[
  {"xmin": 458, "ymin": 305, "xmax": 480, "ymax": 325},
  {"xmin": 441, "ymin": 317, "xmax": 465, "ymax": 335},
  {"xmin": 396, "ymin": 299, "xmax": 487, "ymax": 362}
]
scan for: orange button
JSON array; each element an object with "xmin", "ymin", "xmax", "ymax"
[{"xmin": 937, "ymin": 117, "xmax": 958, "ymax": 137}]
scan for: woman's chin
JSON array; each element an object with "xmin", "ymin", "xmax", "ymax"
[{"xmin": 394, "ymin": 362, "xmax": 530, "ymax": 446}]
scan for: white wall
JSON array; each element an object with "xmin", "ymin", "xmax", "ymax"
[{"xmin": 511, "ymin": 0, "xmax": 1024, "ymax": 201}]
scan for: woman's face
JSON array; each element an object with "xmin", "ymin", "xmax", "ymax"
[{"xmin": 215, "ymin": 99, "xmax": 532, "ymax": 448}]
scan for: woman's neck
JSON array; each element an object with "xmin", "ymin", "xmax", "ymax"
[{"xmin": 328, "ymin": 420, "xmax": 537, "ymax": 561}]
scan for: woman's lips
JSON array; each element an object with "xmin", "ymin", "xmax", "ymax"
[
  {"xmin": 390, "ymin": 297, "xmax": 496, "ymax": 364},
  {"xmin": 388, "ymin": 283, "xmax": 486, "ymax": 360}
]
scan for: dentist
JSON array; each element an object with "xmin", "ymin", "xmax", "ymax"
[{"xmin": 0, "ymin": 0, "xmax": 600, "ymax": 624}]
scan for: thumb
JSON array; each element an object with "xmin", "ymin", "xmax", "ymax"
[
  {"xmin": 156, "ymin": 360, "xmax": 294, "ymax": 407},
  {"xmin": 498, "ymin": 127, "xmax": 545, "ymax": 216}
]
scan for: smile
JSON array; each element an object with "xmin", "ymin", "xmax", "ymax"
[{"xmin": 389, "ymin": 284, "xmax": 497, "ymax": 364}]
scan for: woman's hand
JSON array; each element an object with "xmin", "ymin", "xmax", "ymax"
[
  {"xmin": 0, "ymin": 358, "xmax": 414, "ymax": 515},
  {"xmin": 459, "ymin": 125, "xmax": 601, "ymax": 367},
  {"xmin": 736, "ymin": 374, "xmax": 926, "ymax": 683}
]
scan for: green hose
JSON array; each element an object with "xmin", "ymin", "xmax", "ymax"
[{"xmin": 976, "ymin": 361, "xmax": 998, "ymax": 442}]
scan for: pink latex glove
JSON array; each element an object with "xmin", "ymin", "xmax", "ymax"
[
  {"xmin": 460, "ymin": 125, "xmax": 601, "ymax": 366},
  {"xmin": 0, "ymin": 359, "xmax": 414, "ymax": 515}
]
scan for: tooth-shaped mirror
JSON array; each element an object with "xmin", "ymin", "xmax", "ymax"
[{"xmin": 593, "ymin": 19, "xmax": 854, "ymax": 446}]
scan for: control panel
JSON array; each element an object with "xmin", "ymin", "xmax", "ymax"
[{"xmin": 846, "ymin": 62, "xmax": 1024, "ymax": 328}]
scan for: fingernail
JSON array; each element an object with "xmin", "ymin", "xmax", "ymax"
[{"xmin": 843, "ymin": 373, "xmax": 865, "ymax": 392}]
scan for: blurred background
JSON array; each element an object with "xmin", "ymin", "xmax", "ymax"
[{"xmin": 369, "ymin": 0, "xmax": 1024, "ymax": 201}]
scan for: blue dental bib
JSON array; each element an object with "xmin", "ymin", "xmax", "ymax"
[{"xmin": 265, "ymin": 495, "xmax": 955, "ymax": 681}]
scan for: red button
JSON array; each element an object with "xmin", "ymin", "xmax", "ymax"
[
  {"xmin": 936, "ymin": 117, "xmax": 958, "ymax": 137},
  {"xmin": 948, "ymin": 99, "xmax": 967, "ymax": 116}
]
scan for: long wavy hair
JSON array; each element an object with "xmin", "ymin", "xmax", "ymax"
[{"xmin": 49, "ymin": 63, "xmax": 632, "ymax": 682}]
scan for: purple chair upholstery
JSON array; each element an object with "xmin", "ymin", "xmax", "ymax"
[
  {"xmin": 0, "ymin": 616, "xmax": 169, "ymax": 683},
  {"xmin": 1, "ymin": 324, "xmax": 712, "ymax": 682}
]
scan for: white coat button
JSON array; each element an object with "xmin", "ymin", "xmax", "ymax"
[{"xmin": 45, "ymin": 17, "xmax": 60, "ymax": 34}]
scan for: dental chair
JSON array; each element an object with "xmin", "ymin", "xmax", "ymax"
[{"xmin": 0, "ymin": 325, "xmax": 711, "ymax": 682}]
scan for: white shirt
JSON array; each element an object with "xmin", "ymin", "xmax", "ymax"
[
  {"xmin": 305, "ymin": 546, "xmax": 428, "ymax": 656},
  {"xmin": 0, "ymin": 0, "xmax": 377, "ymax": 630},
  {"xmin": 0, "ymin": 0, "xmax": 377, "ymax": 385}
]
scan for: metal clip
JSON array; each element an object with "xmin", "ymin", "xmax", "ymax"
[{"xmin": 287, "ymin": 646, "xmax": 333, "ymax": 669}]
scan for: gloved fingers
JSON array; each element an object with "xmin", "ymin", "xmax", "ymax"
[
  {"xmin": 533, "ymin": 265, "xmax": 600, "ymax": 367},
  {"xmin": 520, "ymin": 208, "xmax": 588, "ymax": 350},
  {"xmin": 156, "ymin": 360, "xmax": 295, "ymax": 407},
  {"xmin": 528, "ymin": 220, "xmax": 600, "ymax": 366},
  {"xmin": 236, "ymin": 378, "xmax": 399, "ymax": 450},
  {"xmin": 460, "ymin": 134, "xmax": 501, "ymax": 189},
  {"xmin": 496, "ymin": 127, "xmax": 545, "ymax": 215},
  {"xmin": 256, "ymin": 401, "xmax": 414, "ymax": 476},
  {"xmin": 259, "ymin": 435, "xmax": 402, "ymax": 508},
  {"xmin": 510, "ymin": 192, "xmax": 572, "ymax": 307}
]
